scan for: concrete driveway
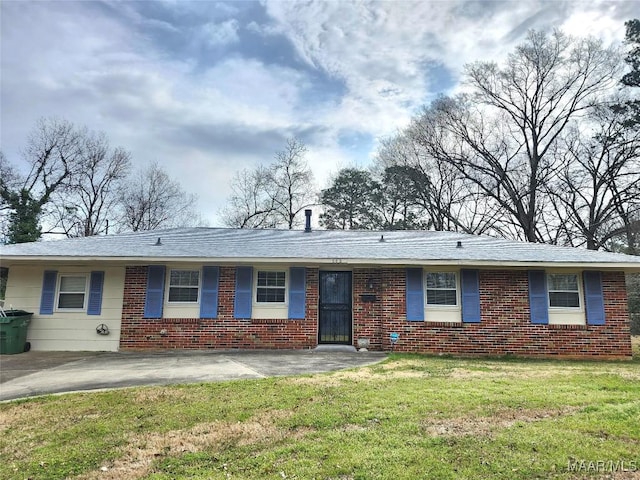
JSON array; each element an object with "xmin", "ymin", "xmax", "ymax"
[{"xmin": 0, "ymin": 348, "xmax": 386, "ymax": 401}]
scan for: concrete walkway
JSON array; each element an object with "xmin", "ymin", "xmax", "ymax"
[{"xmin": 0, "ymin": 349, "xmax": 386, "ymax": 401}]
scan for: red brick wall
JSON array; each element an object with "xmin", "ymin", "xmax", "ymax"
[
  {"xmin": 375, "ymin": 269, "xmax": 632, "ymax": 359},
  {"xmin": 120, "ymin": 266, "xmax": 318, "ymax": 350},
  {"xmin": 120, "ymin": 265, "xmax": 632, "ymax": 359},
  {"xmin": 352, "ymin": 268, "xmax": 405, "ymax": 351}
]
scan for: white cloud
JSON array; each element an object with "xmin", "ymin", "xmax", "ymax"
[
  {"xmin": 262, "ymin": 0, "xmax": 628, "ymax": 139},
  {"xmin": 199, "ymin": 19, "xmax": 240, "ymax": 47},
  {"xmin": 0, "ymin": 0, "xmax": 629, "ymax": 227},
  {"xmin": 246, "ymin": 20, "xmax": 280, "ymax": 37},
  {"xmin": 262, "ymin": 1, "xmax": 511, "ymax": 138},
  {"xmin": 561, "ymin": 10, "xmax": 625, "ymax": 46}
]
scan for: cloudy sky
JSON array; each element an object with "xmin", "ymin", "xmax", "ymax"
[{"xmin": 1, "ymin": 0, "xmax": 635, "ymax": 226}]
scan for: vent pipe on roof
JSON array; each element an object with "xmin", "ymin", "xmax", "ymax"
[
  {"xmin": 154, "ymin": 237, "xmax": 162, "ymax": 246},
  {"xmin": 456, "ymin": 240, "xmax": 462, "ymax": 248},
  {"xmin": 304, "ymin": 209, "xmax": 312, "ymax": 233},
  {"xmin": 379, "ymin": 235, "xmax": 385, "ymax": 242}
]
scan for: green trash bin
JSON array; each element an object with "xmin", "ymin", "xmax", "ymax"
[{"xmin": 0, "ymin": 310, "xmax": 33, "ymax": 354}]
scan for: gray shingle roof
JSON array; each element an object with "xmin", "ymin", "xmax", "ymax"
[{"xmin": 2, "ymin": 228, "xmax": 640, "ymax": 270}]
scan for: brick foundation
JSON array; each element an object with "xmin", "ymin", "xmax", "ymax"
[{"xmin": 120, "ymin": 265, "xmax": 632, "ymax": 359}]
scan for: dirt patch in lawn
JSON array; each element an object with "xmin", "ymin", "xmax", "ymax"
[
  {"xmin": 422, "ymin": 406, "xmax": 579, "ymax": 438},
  {"xmin": 285, "ymin": 368, "xmax": 382, "ymax": 387},
  {"xmin": 74, "ymin": 410, "xmax": 296, "ymax": 480},
  {"xmin": 132, "ymin": 386, "xmax": 196, "ymax": 404},
  {"xmin": 0, "ymin": 401, "xmax": 48, "ymax": 430},
  {"xmin": 286, "ymin": 358, "xmax": 640, "ymax": 387},
  {"xmin": 445, "ymin": 362, "xmax": 631, "ymax": 380}
]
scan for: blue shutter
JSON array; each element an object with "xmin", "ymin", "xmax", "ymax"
[
  {"xmin": 144, "ymin": 265, "xmax": 165, "ymax": 318},
  {"xmin": 40, "ymin": 270, "xmax": 58, "ymax": 315},
  {"xmin": 528, "ymin": 270, "xmax": 549, "ymax": 324},
  {"xmin": 200, "ymin": 266, "xmax": 220, "ymax": 319},
  {"xmin": 87, "ymin": 271, "xmax": 105, "ymax": 315},
  {"xmin": 406, "ymin": 268, "xmax": 424, "ymax": 321},
  {"xmin": 461, "ymin": 269, "xmax": 481, "ymax": 323},
  {"xmin": 234, "ymin": 266, "xmax": 253, "ymax": 319},
  {"xmin": 288, "ymin": 267, "xmax": 306, "ymax": 319},
  {"xmin": 583, "ymin": 271, "xmax": 605, "ymax": 325}
]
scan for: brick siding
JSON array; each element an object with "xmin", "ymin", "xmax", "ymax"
[
  {"xmin": 120, "ymin": 265, "xmax": 632, "ymax": 359},
  {"xmin": 367, "ymin": 269, "xmax": 632, "ymax": 359},
  {"xmin": 120, "ymin": 266, "xmax": 318, "ymax": 350}
]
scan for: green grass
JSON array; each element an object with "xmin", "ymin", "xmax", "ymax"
[{"xmin": 2, "ymin": 352, "xmax": 640, "ymax": 480}]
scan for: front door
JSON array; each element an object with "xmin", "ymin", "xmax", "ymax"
[{"xmin": 318, "ymin": 271, "xmax": 352, "ymax": 344}]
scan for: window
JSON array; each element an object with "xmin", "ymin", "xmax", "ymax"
[
  {"xmin": 426, "ymin": 272, "xmax": 457, "ymax": 306},
  {"xmin": 257, "ymin": 271, "xmax": 286, "ymax": 303},
  {"xmin": 168, "ymin": 270, "xmax": 200, "ymax": 303},
  {"xmin": 58, "ymin": 276, "xmax": 87, "ymax": 309},
  {"xmin": 547, "ymin": 274, "xmax": 580, "ymax": 308}
]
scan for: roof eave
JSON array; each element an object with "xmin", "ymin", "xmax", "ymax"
[{"xmin": 2, "ymin": 255, "xmax": 639, "ymax": 271}]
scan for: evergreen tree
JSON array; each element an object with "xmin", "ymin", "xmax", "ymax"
[
  {"xmin": 616, "ymin": 19, "xmax": 640, "ymax": 127},
  {"xmin": 4, "ymin": 189, "xmax": 42, "ymax": 244}
]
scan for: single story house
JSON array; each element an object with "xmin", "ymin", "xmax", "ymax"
[{"xmin": 2, "ymin": 215, "xmax": 639, "ymax": 359}]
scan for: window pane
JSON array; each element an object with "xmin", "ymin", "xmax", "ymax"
[
  {"xmin": 257, "ymin": 287, "xmax": 285, "ymax": 303},
  {"xmin": 548, "ymin": 274, "xmax": 579, "ymax": 308},
  {"xmin": 258, "ymin": 271, "xmax": 285, "ymax": 287},
  {"xmin": 427, "ymin": 289, "xmax": 457, "ymax": 305},
  {"xmin": 256, "ymin": 271, "xmax": 286, "ymax": 302},
  {"xmin": 548, "ymin": 274, "xmax": 578, "ymax": 292},
  {"xmin": 425, "ymin": 272, "xmax": 457, "ymax": 306},
  {"xmin": 60, "ymin": 276, "xmax": 86, "ymax": 292},
  {"xmin": 59, "ymin": 293, "xmax": 85, "ymax": 309},
  {"xmin": 549, "ymin": 292, "xmax": 580, "ymax": 308},
  {"xmin": 168, "ymin": 287, "xmax": 199, "ymax": 302},
  {"xmin": 170, "ymin": 270, "xmax": 199, "ymax": 287},
  {"xmin": 426, "ymin": 272, "xmax": 456, "ymax": 289}
]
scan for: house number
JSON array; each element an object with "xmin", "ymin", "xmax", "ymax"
[{"xmin": 331, "ymin": 258, "xmax": 344, "ymax": 264}]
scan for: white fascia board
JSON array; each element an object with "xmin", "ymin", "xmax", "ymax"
[
  {"xmin": 2, "ymin": 256, "xmax": 640, "ymax": 272},
  {"xmin": 372, "ymin": 259, "xmax": 640, "ymax": 271}
]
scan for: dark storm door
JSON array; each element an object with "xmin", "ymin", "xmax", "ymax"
[{"xmin": 319, "ymin": 271, "xmax": 352, "ymax": 344}]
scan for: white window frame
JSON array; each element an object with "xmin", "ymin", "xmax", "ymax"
[
  {"xmin": 424, "ymin": 271, "xmax": 460, "ymax": 308},
  {"xmin": 254, "ymin": 269, "xmax": 287, "ymax": 305},
  {"xmin": 167, "ymin": 269, "xmax": 201, "ymax": 304},
  {"xmin": 56, "ymin": 274, "xmax": 88, "ymax": 311},
  {"xmin": 547, "ymin": 273, "xmax": 582, "ymax": 310}
]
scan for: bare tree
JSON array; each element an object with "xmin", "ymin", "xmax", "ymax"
[
  {"xmin": 221, "ymin": 138, "xmax": 315, "ymax": 229},
  {"xmin": 0, "ymin": 118, "xmax": 84, "ymax": 243},
  {"xmin": 0, "ymin": 152, "xmax": 20, "ymax": 190},
  {"xmin": 118, "ymin": 162, "xmax": 200, "ymax": 232},
  {"xmin": 378, "ymin": 124, "xmax": 501, "ymax": 235},
  {"xmin": 438, "ymin": 30, "xmax": 621, "ymax": 243},
  {"xmin": 551, "ymin": 100, "xmax": 640, "ymax": 251},
  {"xmin": 372, "ymin": 30, "xmax": 626, "ymax": 244},
  {"xmin": 220, "ymin": 166, "xmax": 280, "ymax": 228},
  {"xmin": 49, "ymin": 131, "xmax": 131, "ymax": 237},
  {"xmin": 267, "ymin": 138, "xmax": 315, "ymax": 229},
  {"xmin": 0, "ymin": 152, "xmax": 21, "ymax": 242},
  {"xmin": 0, "ymin": 152, "xmax": 20, "ymax": 213}
]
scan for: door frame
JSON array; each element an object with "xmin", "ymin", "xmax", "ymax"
[{"xmin": 318, "ymin": 270, "xmax": 353, "ymax": 345}]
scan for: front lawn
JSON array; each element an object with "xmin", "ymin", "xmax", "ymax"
[{"xmin": 1, "ymin": 353, "xmax": 639, "ymax": 480}]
